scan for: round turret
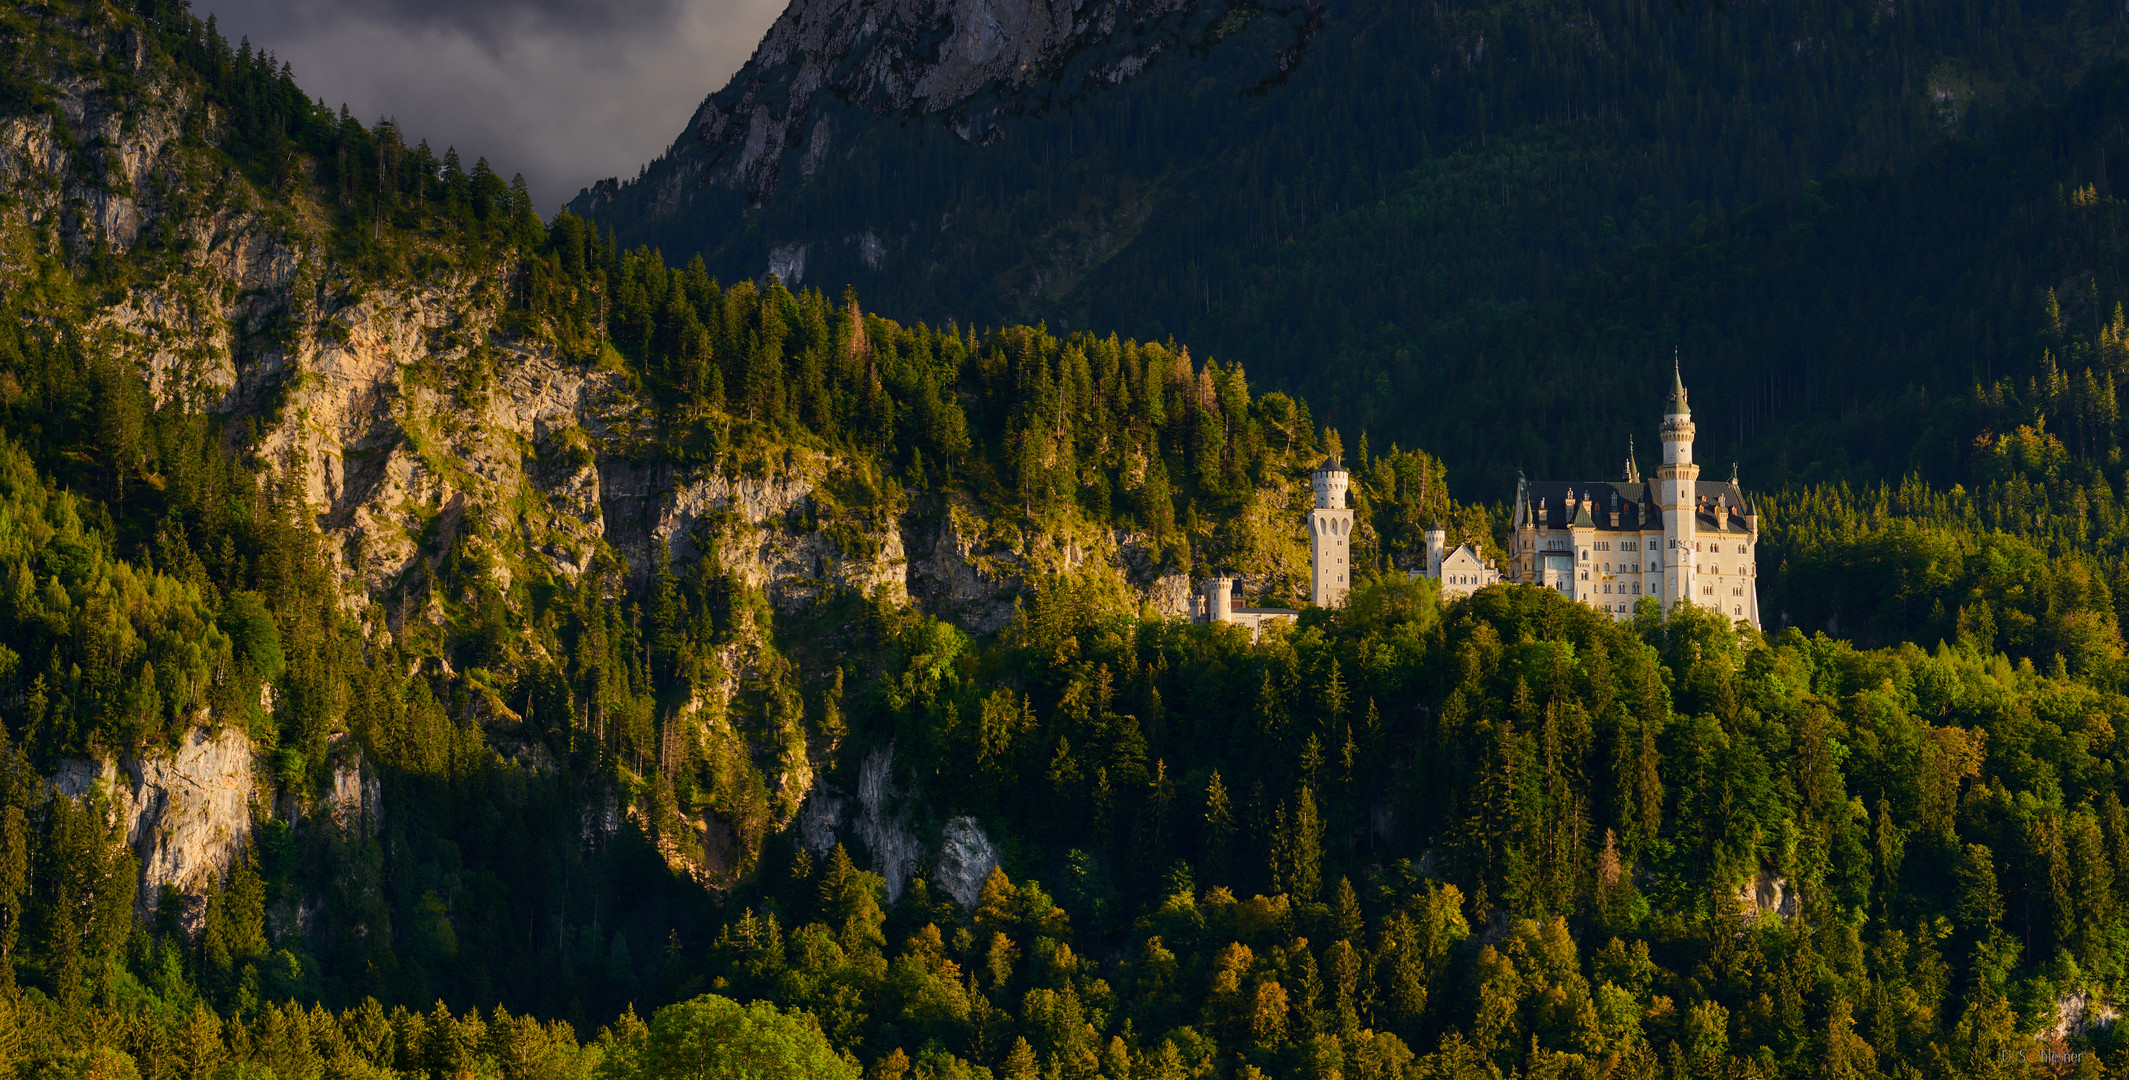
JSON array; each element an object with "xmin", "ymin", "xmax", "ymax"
[
  {"xmin": 1312, "ymin": 456, "xmax": 1349, "ymax": 510},
  {"xmin": 1203, "ymin": 576, "xmax": 1237, "ymax": 623}
]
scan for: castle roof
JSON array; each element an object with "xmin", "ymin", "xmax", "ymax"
[
  {"xmin": 1515, "ymin": 478, "xmax": 1752, "ymax": 532},
  {"xmin": 1441, "ymin": 542, "xmax": 1488, "ymax": 564},
  {"xmin": 1316, "ymin": 455, "xmax": 1345, "ymax": 473}
]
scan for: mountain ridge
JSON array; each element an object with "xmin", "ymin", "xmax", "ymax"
[
  {"xmin": 579, "ymin": 0, "xmax": 2129, "ymax": 478},
  {"xmin": 15, "ymin": 7, "xmax": 2129, "ymax": 1080},
  {"xmin": 571, "ymin": 0, "xmax": 1318, "ymax": 215}
]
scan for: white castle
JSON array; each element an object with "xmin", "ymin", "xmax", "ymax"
[
  {"xmin": 1193, "ymin": 366, "xmax": 1768, "ymax": 633},
  {"xmin": 1510, "ymin": 362, "xmax": 1761, "ymax": 628}
]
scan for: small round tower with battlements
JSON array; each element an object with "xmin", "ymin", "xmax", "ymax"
[{"xmin": 1310, "ymin": 457, "xmax": 1356, "ymax": 608}]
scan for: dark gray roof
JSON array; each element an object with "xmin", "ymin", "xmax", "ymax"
[{"xmin": 1519, "ymin": 479, "xmax": 1751, "ymax": 532}]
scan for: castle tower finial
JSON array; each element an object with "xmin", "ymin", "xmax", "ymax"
[
  {"xmin": 1667, "ymin": 349, "xmax": 1690, "ymax": 417},
  {"xmin": 1624, "ymin": 436, "xmax": 1640, "ymax": 483}
]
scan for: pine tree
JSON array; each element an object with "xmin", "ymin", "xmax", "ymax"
[
  {"xmin": 1321, "ymin": 657, "xmax": 1347, "ymax": 726},
  {"xmin": 1202, "ymin": 771, "xmax": 1234, "ymax": 888},
  {"xmin": 1271, "ymin": 786, "xmax": 1324, "ymax": 902}
]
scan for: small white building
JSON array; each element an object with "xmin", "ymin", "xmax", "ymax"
[
  {"xmin": 1193, "ymin": 575, "xmax": 1299, "ymax": 640},
  {"xmin": 1418, "ymin": 524, "xmax": 1504, "ymax": 600}
]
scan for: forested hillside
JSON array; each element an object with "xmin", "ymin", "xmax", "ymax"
[
  {"xmin": 8, "ymin": 3, "xmax": 2129, "ymax": 1080},
  {"xmin": 582, "ymin": 0, "xmax": 2129, "ymax": 486}
]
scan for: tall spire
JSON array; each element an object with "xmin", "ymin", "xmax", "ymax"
[
  {"xmin": 1623, "ymin": 436, "xmax": 1640, "ymax": 483},
  {"xmin": 1666, "ymin": 349, "xmax": 1691, "ymax": 417}
]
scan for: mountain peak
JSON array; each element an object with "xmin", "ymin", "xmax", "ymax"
[{"xmin": 573, "ymin": 0, "xmax": 1314, "ymax": 215}]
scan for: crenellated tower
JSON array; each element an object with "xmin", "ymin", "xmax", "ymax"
[
  {"xmin": 1310, "ymin": 457, "xmax": 1355, "ymax": 608},
  {"xmin": 1657, "ymin": 357, "xmax": 1698, "ymax": 610}
]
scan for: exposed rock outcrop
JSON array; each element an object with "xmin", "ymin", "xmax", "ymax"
[
  {"xmin": 326, "ymin": 746, "xmax": 383, "ymax": 839},
  {"xmin": 51, "ymin": 727, "xmax": 258, "ymax": 931},
  {"xmin": 2042, "ymin": 989, "xmax": 2120, "ymax": 1043},
  {"xmin": 854, "ymin": 744, "xmax": 923, "ymax": 900},
  {"xmin": 1735, "ymin": 868, "xmax": 1799, "ymax": 921},
  {"xmin": 797, "ymin": 759, "xmax": 999, "ymax": 907},
  {"xmin": 932, "ymin": 816, "xmax": 1001, "ymax": 908},
  {"xmin": 4, "ymin": 23, "xmax": 1238, "ymax": 913},
  {"xmin": 571, "ymin": 0, "xmax": 1319, "ymax": 219}
]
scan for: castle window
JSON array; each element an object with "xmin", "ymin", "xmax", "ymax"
[
  {"xmin": 1597, "ymin": 542, "xmax": 1609, "ymax": 551},
  {"xmin": 1737, "ymin": 545, "xmax": 1747, "ymax": 553},
  {"xmin": 1580, "ymin": 550, "xmax": 1589, "ymax": 561},
  {"xmin": 1734, "ymin": 605, "xmax": 1742, "ymax": 615},
  {"xmin": 1603, "ymin": 584, "xmax": 1611, "ymax": 593},
  {"xmin": 1732, "ymin": 587, "xmax": 1742, "ymax": 596},
  {"xmin": 1701, "ymin": 585, "xmax": 1714, "ymax": 595},
  {"xmin": 1632, "ymin": 582, "xmax": 1641, "ymax": 594}
]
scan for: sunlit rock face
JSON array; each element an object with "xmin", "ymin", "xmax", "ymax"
[
  {"xmin": 569, "ymin": 0, "xmax": 1315, "ymax": 261},
  {"xmin": 581, "ymin": 0, "xmax": 1196, "ymax": 211},
  {"xmin": 52, "ymin": 726, "xmax": 258, "ymax": 933},
  {"xmin": 932, "ymin": 816, "xmax": 1001, "ymax": 909}
]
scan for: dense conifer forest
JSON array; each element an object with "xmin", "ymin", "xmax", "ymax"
[
  {"xmin": 13, "ymin": 2, "xmax": 2129, "ymax": 1079},
  {"xmin": 586, "ymin": 0, "xmax": 2129, "ymax": 493}
]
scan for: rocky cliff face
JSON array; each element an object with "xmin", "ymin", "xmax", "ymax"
[
  {"xmin": 571, "ymin": 0, "xmax": 1319, "ymax": 225},
  {"xmin": 52, "ymin": 728, "xmax": 259, "ymax": 932},
  {"xmin": 3, "ymin": 24, "xmax": 1247, "ymax": 908}
]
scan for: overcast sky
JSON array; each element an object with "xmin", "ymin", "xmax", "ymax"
[{"xmin": 202, "ymin": 0, "xmax": 786, "ymax": 212}]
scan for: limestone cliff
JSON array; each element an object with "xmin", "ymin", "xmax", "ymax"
[
  {"xmin": 1, "ymin": 15, "xmax": 1299, "ymax": 909},
  {"xmin": 51, "ymin": 728, "xmax": 258, "ymax": 932},
  {"xmin": 570, "ymin": 0, "xmax": 1320, "ymax": 234}
]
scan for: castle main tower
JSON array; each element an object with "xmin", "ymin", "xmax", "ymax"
[
  {"xmin": 1310, "ymin": 457, "xmax": 1355, "ymax": 608},
  {"xmin": 1657, "ymin": 358, "xmax": 1699, "ymax": 610}
]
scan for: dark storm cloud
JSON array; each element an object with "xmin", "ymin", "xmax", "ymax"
[
  {"xmin": 203, "ymin": 0, "xmax": 785, "ymax": 211},
  {"xmin": 232, "ymin": 0, "xmax": 686, "ymax": 41}
]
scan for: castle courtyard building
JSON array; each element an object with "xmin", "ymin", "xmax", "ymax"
[{"xmin": 1510, "ymin": 364, "xmax": 1761, "ymax": 629}]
